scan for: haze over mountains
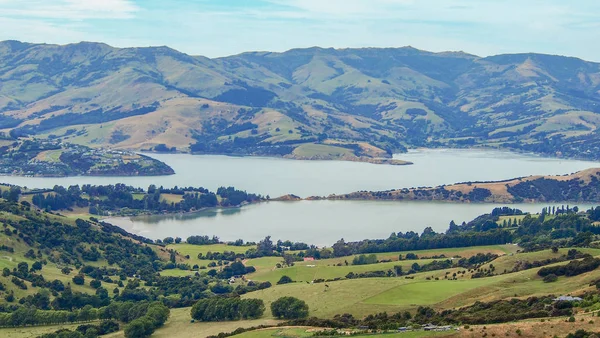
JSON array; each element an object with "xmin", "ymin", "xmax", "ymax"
[{"xmin": 1, "ymin": 40, "xmax": 600, "ymax": 160}]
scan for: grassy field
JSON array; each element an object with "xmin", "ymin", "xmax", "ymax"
[
  {"xmin": 490, "ymin": 247, "xmax": 600, "ymax": 273},
  {"xmin": 162, "ymin": 243, "xmax": 258, "ymax": 275},
  {"xmin": 247, "ymin": 258, "xmax": 437, "ymax": 284},
  {"xmin": 0, "ymin": 323, "xmax": 87, "ymax": 338},
  {"xmin": 103, "ymin": 308, "xmax": 282, "ymax": 338},
  {"xmin": 242, "ymin": 276, "xmax": 510, "ymax": 318},
  {"xmin": 449, "ymin": 313, "xmax": 599, "ymax": 338},
  {"xmin": 232, "ymin": 327, "xmax": 452, "ymax": 338},
  {"xmin": 292, "ymin": 144, "xmax": 354, "ymax": 159},
  {"xmin": 244, "ymin": 251, "xmax": 600, "ymax": 319},
  {"xmin": 168, "ymin": 243, "xmax": 253, "ymax": 257},
  {"xmin": 160, "ymin": 193, "xmax": 184, "ymax": 204},
  {"xmin": 34, "ymin": 149, "xmax": 63, "ymax": 163},
  {"xmin": 246, "ymin": 245, "xmax": 518, "ymax": 284}
]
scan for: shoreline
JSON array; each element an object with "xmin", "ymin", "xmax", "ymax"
[{"xmin": 4, "ymin": 146, "xmax": 599, "ymax": 179}]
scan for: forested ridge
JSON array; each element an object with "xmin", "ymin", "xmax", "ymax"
[{"xmin": 21, "ymin": 184, "xmax": 263, "ymax": 216}]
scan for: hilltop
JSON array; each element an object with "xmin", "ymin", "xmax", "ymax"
[{"xmin": 1, "ymin": 41, "xmax": 600, "ymax": 163}]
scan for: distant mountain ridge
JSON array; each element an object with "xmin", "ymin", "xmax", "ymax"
[{"xmin": 1, "ymin": 40, "xmax": 600, "ymax": 161}]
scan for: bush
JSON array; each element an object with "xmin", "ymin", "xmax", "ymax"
[
  {"xmin": 277, "ymin": 275, "xmax": 293, "ymax": 285},
  {"xmin": 543, "ymin": 274, "xmax": 558, "ymax": 283},
  {"xmin": 270, "ymin": 296, "xmax": 309, "ymax": 319},
  {"xmin": 124, "ymin": 303, "xmax": 169, "ymax": 338},
  {"xmin": 352, "ymin": 254, "xmax": 378, "ymax": 265},
  {"xmin": 72, "ymin": 275, "xmax": 85, "ymax": 285},
  {"xmin": 124, "ymin": 317, "xmax": 154, "ymax": 338}
]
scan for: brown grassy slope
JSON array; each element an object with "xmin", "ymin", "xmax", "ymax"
[{"xmin": 329, "ymin": 168, "xmax": 600, "ymax": 203}]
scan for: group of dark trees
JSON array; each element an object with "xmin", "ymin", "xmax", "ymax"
[
  {"xmin": 29, "ymin": 183, "xmax": 261, "ymax": 215},
  {"xmin": 190, "ymin": 296, "xmax": 308, "ymax": 323},
  {"xmin": 507, "ymin": 176, "xmax": 600, "ymax": 202},
  {"xmin": 327, "ymin": 206, "xmax": 600, "ymax": 257},
  {"xmin": 538, "ymin": 256, "xmax": 600, "ymax": 278},
  {"xmin": 0, "ymin": 206, "xmax": 160, "ymax": 279},
  {"xmin": 40, "ymin": 321, "xmax": 120, "ymax": 338},
  {"xmin": 190, "ymin": 298, "xmax": 265, "ymax": 322},
  {"xmin": 330, "ymin": 229, "xmax": 512, "ymax": 257}
]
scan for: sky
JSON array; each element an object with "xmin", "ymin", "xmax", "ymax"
[{"xmin": 0, "ymin": 0, "xmax": 599, "ymax": 61}]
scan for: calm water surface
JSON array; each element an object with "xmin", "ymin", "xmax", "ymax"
[
  {"xmin": 104, "ymin": 201, "xmax": 598, "ymax": 246},
  {"xmin": 3, "ymin": 149, "xmax": 599, "ymax": 245},
  {"xmin": 1, "ymin": 149, "xmax": 598, "ymax": 197}
]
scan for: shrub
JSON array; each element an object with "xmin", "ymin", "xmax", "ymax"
[
  {"xmin": 543, "ymin": 274, "xmax": 558, "ymax": 283},
  {"xmin": 277, "ymin": 275, "xmax": 293, "ymax": 285},
  {"xmin": 270, "ymin": 296, "xmax": 309, "ymax": 319},
  {"xmin": 72, "ymin": 275, "xmax": 85, "ymax": 285}
]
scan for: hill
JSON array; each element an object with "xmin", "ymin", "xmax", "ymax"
[
  {"xmin": 1, "ymin": 41, "xmax": 600, "ymax": 162},
  {"xmin": 0, "ymin": 139, "xmax": 173, "ymax": 177},
  {"xmin": 0, "ymin": 194, "xmax": 599, "ymax": 337},
  {"xmin": 326, "ymin": 168, "xmax": 600, "ymax": 203}
]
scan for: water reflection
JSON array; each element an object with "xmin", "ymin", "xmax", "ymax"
[
  {"xmin": 104, "ymin": 200, "xmax": 598, "ymax": 246},
  {"xmin": 134, "ymin": 207, "xmax": 244, "ymax": 224}
]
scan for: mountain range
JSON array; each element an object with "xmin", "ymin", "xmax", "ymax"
[{"xmin": 1, "ymin": 40, "xmax": 600, "ymax": 161}]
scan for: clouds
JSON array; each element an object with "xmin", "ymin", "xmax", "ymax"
[
  {"xmin": 0, "ymin": 0, "xmax": 139, "ymax": 20},
  {"xmin": 0, "ymin": 0, "xmax": 599, "ymax": 61}
]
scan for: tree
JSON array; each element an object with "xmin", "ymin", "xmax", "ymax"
[
  {"xmin": 32, "ymin": 261, "xmax": 43, "ymax": 271},
  {"xmin": 124, "ymin": 317, "xmax": 154, "ymax": 338},
  {"xmin": 17, "ymin": 262, "xmax": 29, "ymax": 274},
  {"xmin": 90, "ymin": 279, "xmax": 102, "ymax": 289},
  {"xmin": 277, "ymin": 275, "xmax": 293, "ymax": 285},
  {"xmin": 145, "ymin": 303, "xmax": 170, "ymax": 328},
  {"xmin": 283, "ymin": 254, "xmax": 296, "ymax": 267},
  {"xmin": 72, "ymin": 275, "xmax": 85, "ymax": 285},
  {"xmin": 257, "ymin": 236, "xmax": 274, "ymax": 256},
  {"xmin": 543, "ymin": 274, "xmax": 558, "ymax": 283},
  {"xmin": 7, "ymin": 186, "xmax": 20, "ymax": 203},
  {"xmin": 270, "ymin": 297, "xmax": 309, "ymax": 319}
]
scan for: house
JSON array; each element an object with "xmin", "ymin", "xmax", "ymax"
[
  {"xmin": 423, "ymin": 324, "xmax": 453, "ymax": 332},
  {"xmin": 303, "ymin": 257, "xmax": 315, "ymax": 262},
  {"xmin": 554, "ymin": 296, "xmax": 582, "ymax": 302},
  {"xmin": 228, "ymin": 277, "xmax": 236, "ymax": 284}
]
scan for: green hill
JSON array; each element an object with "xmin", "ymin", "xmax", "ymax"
[{"xmin": 2, "ymin": 41, "xmax": 600, "ymax": 162}]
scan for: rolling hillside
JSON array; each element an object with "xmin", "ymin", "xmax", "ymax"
[
  {"xmin": 2, "ymin": 41, "xmax": 600, "ymax": 161},
  {"xmin": 327, "ymin": 168, "xmax": 600, "ymax": 203}
]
